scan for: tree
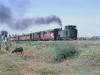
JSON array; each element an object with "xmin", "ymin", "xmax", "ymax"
[
  {"xmin": 1, "ymin": 30, "xmax": 8, "ymax": 37},
  {"xmin": 0, "ymin": 30, "xmax": 8, "ymax": 40}
]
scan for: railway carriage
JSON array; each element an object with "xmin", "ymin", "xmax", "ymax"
[
  {"xmin": 33, "ymin": 32, "xmax": 40, "ymax": 41},
  {"xmin": 40, "ymin": 29, "xmax": 54, "ymax": 41},
  {"xmin": 8, "ymin": 25, "xmax": 78, "ymax": 41},
  {"xmin": 24, "ymin": 34, "xmax": 31, "ymax": 41}
]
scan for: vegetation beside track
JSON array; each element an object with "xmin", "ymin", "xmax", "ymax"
[{"xmin": 0, "ymin": 41, "xmax": 100, "ymax": 75}]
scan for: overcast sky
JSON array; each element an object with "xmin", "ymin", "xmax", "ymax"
[{"xmin": 0, "ymin": 0, "xmax": 100, "ymax": 37}]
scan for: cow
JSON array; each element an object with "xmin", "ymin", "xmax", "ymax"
[{"xmin": 12, "ymin": 47, "xmax": 23, "ymax": 54}]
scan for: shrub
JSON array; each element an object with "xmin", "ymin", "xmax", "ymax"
[
  {"xmin": 50, "ymin": 42, "xmax": 79, "ymax": 62},
  {"xmin": 16, "ymin": 41, "xmax": 19, "ymax": 43}
]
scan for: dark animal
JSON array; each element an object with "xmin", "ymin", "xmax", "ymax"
[{"xmin": 12, "ymin": 47, "xmax": 23, "ymax": 54}]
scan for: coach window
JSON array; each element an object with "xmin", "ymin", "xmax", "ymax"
[
  {"xmin": 50, "ymin": 31, "xmax": 53, "ymax": 33},
  {"xmin": 43, "ymin": 32, "xmax": 47, "ymax": 34}
]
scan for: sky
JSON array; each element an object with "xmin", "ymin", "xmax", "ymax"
[{"xmin": 0, "ymin": 0, "xmax": 100, "ymax": 37}]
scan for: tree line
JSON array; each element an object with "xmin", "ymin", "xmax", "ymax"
[{"xmin": 0, "ymin": 30, "xmax": 8, "ymax": 41}]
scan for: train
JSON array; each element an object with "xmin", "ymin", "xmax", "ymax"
[{"xmin": 7, "ymin": 25, "xmax": 77, "ymax": 41}]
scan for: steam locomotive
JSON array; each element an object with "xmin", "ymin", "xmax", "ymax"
[{"xmin": 8, "ymin": 25, "xmax": 77, "ymax": 41}]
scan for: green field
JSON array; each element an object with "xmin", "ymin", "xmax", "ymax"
[{"xmin": 0, "ymin": 41, "xmax": 100, "ymax": 75}]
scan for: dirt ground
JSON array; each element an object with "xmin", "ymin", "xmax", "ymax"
[{"xmin": 1, "ymin": 41, "xmax": 100, "ymax": 75}]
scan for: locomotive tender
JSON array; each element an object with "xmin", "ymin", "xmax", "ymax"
[{"xmin": 8, "ymin": 25, "xmax": 77, "ymax": 41}]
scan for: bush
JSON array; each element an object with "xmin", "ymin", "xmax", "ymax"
[
  {"xmin": 16, "ymin": 41, "xmax": 19, "ymax": 43},
  {"xmin": 50, "ymin": 42, "xmax": 79, "ymax": 62}
]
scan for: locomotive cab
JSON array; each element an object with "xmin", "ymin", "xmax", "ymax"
[
  {"xmin": 58, "ymin": 25, "xmax": 77, "ymax": 40},
  {"xmin": 65, "ymin": 25, "xmax": 77, "ymax": 40}
]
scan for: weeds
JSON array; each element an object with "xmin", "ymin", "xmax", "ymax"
[
  {"xmin": 1, "ymin": 41, "xmax": 100, "ymax": 75},
  {"xmin": 50, "ymin": 42, "xmax": 79, "ymax": 62}
]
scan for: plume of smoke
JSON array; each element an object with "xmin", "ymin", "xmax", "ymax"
[
  {"xmin": 0, "ymin": 5, "xmax": 12, "ymax": 24},
  {"xmin": 9, "ymin": 18, "xmax": 33, "ymax": 30},
  {"xmin": 0, "ymin": 4, "xmax": 62, "ymax": 31},
  {"xmin": 10, "ymin": 15, "xmax": 62, "ymax": 30},
  {"xmin": 34, "ymin": 15, "xmax": 62, "ymax": 26}
]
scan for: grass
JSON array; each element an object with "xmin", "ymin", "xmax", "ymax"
[
  {"xmin": 10, "ymin": 41, "xmax": 79, "ymax": 62},
  {"xmin": 77, "ymin": 43, "xmax": 100, "ymax": 68},
  {"xmin": 0, "ymin": 52, "xmax": 23, "ymax": 75},
  {"xmin": 0, "ymin": 41, "xmax": 100, "ymax": 75},
  {"xmin": 49, "ymin": 42, "xmax": 79, "ymax": 62}
]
